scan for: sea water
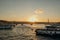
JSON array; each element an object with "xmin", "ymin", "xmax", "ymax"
[{"xmin": 0, "ymin": 24, "xmax": 60, "ymax": 40}]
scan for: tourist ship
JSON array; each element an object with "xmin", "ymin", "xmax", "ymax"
[{"xmin": 35, "ymin": 24, "xmax": 60, "ymax": 37}]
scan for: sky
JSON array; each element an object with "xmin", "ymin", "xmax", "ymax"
[{"xmin": 0, "ymin": 0, "xmax": 60, "ymax": 22}]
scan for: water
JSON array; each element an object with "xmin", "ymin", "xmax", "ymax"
[{"xmin": 0, "ymin": 24, "xmax": 60, "ymax": 40}]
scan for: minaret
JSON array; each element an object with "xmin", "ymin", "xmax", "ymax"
[{"xmin": 48, "ymin": 19, "xmax": 49, "ymax": 24}]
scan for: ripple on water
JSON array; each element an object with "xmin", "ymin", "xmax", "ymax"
[
  {"xmin": 0, "ymin": 25, "xmax": 58, "ymax": 40},
  {"xmin": 0, "ymin": 25, "xmax": 37, "ymax": 40}
]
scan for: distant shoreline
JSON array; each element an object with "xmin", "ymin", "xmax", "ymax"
[{"xmin": 0, "ymin": 20, "xmax": 60, "ymax": 25}]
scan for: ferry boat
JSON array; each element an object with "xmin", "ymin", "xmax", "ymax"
[
  {"xmin": 0, "ymin": 24, "xmax": 15, "ymax": 29},
  {"xmin": 35, "ymin": 24, "xmax": 60, "ymax": 37}
]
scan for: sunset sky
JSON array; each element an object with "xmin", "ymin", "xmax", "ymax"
[{"xmin": 0, "ymin": 0, "xmax": 60, "ymax": 22}]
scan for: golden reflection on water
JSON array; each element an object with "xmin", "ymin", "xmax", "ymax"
[{"xmin": 0, "ymin": 24, "xmax": 55, "ymax": 40}]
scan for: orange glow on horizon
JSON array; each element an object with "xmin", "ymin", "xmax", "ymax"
[{"xmin": 27, "ymin": 16, "xmax": 38, "ymax": 22}]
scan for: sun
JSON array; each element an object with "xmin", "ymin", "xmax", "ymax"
[
  {"xmin": 29, "ymin": 17, "xmax": 36, "ymax": 22},
  {"xmin": 28, "ymin": 16, "xmax": 38, "ymax": 22}
]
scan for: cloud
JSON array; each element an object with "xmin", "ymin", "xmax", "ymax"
[{"xmin": 34, "ymin": 8, "xmax": 44, "ymax": 14}]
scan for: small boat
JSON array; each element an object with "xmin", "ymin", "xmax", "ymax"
[
  {"xmin": 0, "ymin": 24, "xmax": 15, "ymax": 29},
  {"xmin": 35, "ymin": 24, "xmax": 60, "ymax": 37}
]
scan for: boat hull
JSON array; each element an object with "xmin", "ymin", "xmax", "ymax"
[
  {"xmin": 35, "ymin": 29, "xmax": 60, "ymax": 38},
  {"xmin": 0, "ymin": 24, "xmax": 15, "ymax": 30}
]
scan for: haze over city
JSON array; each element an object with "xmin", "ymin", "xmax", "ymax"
[{"xmin": 0, "ymin": 0, "xmax": 60, "ymax": 22}]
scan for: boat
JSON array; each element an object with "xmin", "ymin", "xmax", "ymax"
[
  {"xmin": 0, "ymin": 24, "xmax": 15, "ymax": 29},
  {"xmin": 35, "ymin": 24, "xmax": 60, "ymax": 37}
]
